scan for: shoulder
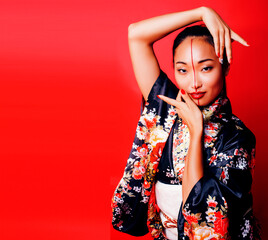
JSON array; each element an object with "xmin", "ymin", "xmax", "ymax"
[
  {"xmin": 215, "ymin": 113, "xmax": 256, "ymax": 158},
  {"xmin": 139, "ymin": 70, "xmax": 179, "ymax": 131},
  {"xmin": 146, "ymin": 69, "xmax": 178, "ymax": 103},
  {"xmin": 230, "ymin": 114, "xmax": 256, "ymax": 147},
  {"xmin": 143, "ymin": 69, "xmax": 179, "ymax": 119}
]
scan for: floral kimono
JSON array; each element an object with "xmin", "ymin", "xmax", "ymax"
[{"xmin": 111, "ymin": 70, "xmax": 261, "ymax": 239}]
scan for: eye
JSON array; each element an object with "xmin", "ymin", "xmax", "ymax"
[
  {"xmin": 177, "ymin": 68, "xmax": 187, "ymax": 74},
  {"xmin": 202, "ymin": 66, "xmax": 213, "ymax": 72}
]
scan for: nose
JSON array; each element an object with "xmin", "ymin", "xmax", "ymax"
[{"xmin": 191, "ymin": 73, "xmax": 202, "ymax": 90}]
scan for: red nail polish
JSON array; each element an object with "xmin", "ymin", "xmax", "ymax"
[
  {"xmin": 181, "ymin": 89, "xmax": 185, "ymax": 95},
  {"xmin": 157, "ymin": 95, "xmax": 161, "ymax": 99},
  {"xmin": 229, "ymin": 58, "xmax": 232, "ymax": 64},
  {"xmin": 218, "ymin": 53, "xmax": 220, "ymax": 58}
]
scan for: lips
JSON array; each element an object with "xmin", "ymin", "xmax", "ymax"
[{"xmin": 190, "ymin": 92, "xmax": 205, "ymax": 99}]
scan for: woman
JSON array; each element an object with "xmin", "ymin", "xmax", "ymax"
[{"xmin": 111, "ymin": 7, "xmax": 261, "ymax": 239}]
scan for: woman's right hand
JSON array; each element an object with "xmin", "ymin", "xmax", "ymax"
[
  {"xmin": 200, "ymin": 6, "xmax": 249, "ymax": 64},
  {"xmin": 157, "ymin": 90, "xmax": 203, "ymax": 137}
]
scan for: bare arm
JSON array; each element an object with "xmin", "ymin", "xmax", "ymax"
[
  {"xmin": 128, "ymin": 7, "xmax": 203, "ymax": 101},
  {"xmin": 182, "ymin": 130, "xmax": 203, "ymax": 205},
  {"xmin": 128, "ymin": 7, "xmax": 249, "ymax": 101}
]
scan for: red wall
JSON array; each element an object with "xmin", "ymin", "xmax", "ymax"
[{"xmin": 0, "ymin": 0, "xmax": 267, "ymax": 239}]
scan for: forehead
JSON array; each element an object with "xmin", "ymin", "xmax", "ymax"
[{"xmin": 174, "ymin": 37, "xmax": 216, "ymax": 60}]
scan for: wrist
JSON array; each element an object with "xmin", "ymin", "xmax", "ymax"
[
  {"xmin": 194, "ymin": 6, "xmax": 206, "ymax": 21},
  {"xmin": 189, "ymin": 127, "xmax": 203, "ymax": 139}
]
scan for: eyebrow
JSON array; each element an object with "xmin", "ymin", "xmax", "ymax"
[{"xmin": 176, "ymin": 58, "xmax": 214, "ymax": 64}]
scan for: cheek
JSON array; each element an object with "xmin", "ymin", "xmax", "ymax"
[
  {"xmin": 174, "ymin": 72, "xmax": 191, "ymax": 89},
  {"xmin": 175, "ymin": 79, "xmax": 188, "ymax": 90},
  {"xmin": 203, "ymin": 71, "xmax": 223, "ymax": 88},
  {"xmin": 204, "ymin": 78, "xmax": 224, "ymax": 97}
]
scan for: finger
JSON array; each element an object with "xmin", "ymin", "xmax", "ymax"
[
  {"xmin": 219, "ymin": 28, "xmax": 225, "ymax": 62},
  {"xmin": 225, "ymin": 29, "xmax": 232, "ymax": 63},
  {"xmin": 173, "ymin": 106, "xmax": 184, "ymax": 120},
  {"xmin": 176, "ymin": 90, "xmax": 181, "ymax": 101},
  {"xmin": 213, "ymin": 31, "xmax": 220, "ymax": 58},
  {"xmin": 176, "ymin": 101, "xmax": 187, "ymax": 112},
  {"xmin": 157, "ymin": 95, "xmax": 181, "ymax": 108},
  {"xmin": 175, "ymin": 91, "xmax": 188, "ymax": 111},
  {"xmin": 177, "ymin": 90, "xmax": 189, "ymax": 105},
  {"xmin": 158, "ymin": 94, "xmax": 188, "ymax": 114},
  {"xmin": 176, "ymin": 90, "xmax": 184, "ymax": 102},
  {"xmin": 231, "ymin": 30, "xmax": 249, "ymax": 46},
  {"xmin": 180, "ymin": 90, "xmax": 196, "ymax": 108}
]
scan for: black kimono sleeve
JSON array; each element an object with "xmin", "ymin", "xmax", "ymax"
[
  {"xmin": 111, "ymin": 70, "xmax": 178, "ymax": 236},
  {"xmin": 177, "ymin": 118, "xmax": 260, "ymax": 239}
]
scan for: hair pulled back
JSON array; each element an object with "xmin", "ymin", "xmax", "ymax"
[
  {"xmin": 172, "ymin": 25, "xmax": 229, "ymax": 95},
  {"xmin": 173, "ymin": 25, "xmax": 229, "ymax": 72}
]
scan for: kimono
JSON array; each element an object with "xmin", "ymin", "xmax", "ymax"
[{"xmin": 111, "ymin": 70, "xmax": 261, "ymax": 239}]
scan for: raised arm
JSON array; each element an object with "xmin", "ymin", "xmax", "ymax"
[
  {"xmin": 128, "ymin": 7, "xmax": 249, "ymax": 101},
  {"xmin": 128, "ymin": 7, "xmax": 203, "ymax": 101}
]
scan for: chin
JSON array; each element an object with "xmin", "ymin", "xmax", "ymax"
[{"xmin": 195, "ymin": 98, "xmax": 212, "ymax": 108}]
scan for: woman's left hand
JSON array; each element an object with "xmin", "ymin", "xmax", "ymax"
[{"xmin": 158, "ymin": 89, "xmax": 203, "ymax": 136}]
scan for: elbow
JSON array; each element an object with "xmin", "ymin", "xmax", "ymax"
[
  {"xmin": 128, "ymin": 23, "xmax": 137, "ymax": 40},
  {"xmin": 128, "ymin": 23, "xmax": 150, "ymax": 44}
]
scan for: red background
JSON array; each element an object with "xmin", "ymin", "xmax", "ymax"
[{"xmin": 0, "ymin": 0, "xmax": 267, "ymax": 239}]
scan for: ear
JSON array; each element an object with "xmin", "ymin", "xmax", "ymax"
[{"xmin": 224, "ymin": 65, "xmax": 230, "ymax": 76}]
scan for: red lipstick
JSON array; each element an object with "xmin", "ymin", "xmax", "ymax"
[{"xmin": 190, "ymin": 92, "xmax": 205, "ymax": 99}]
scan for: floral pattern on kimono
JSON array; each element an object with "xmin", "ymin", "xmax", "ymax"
[{"xmin": 111, "ymin": 70, "xmax": 261, "ymax": 240}]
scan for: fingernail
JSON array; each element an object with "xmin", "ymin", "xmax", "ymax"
[
  {"xmin": 218, "ymin": 53, "xmax": 220, "ymax": 58},
  {"xmin": 219, "ymin": 58, "xmax": 223, "ymax": 64},
  {"xmin": 157, "ymin": 95, "xmax": 161, "ymax": 99},
  {"xmin": 181, "ymin": 89, "xmax": 185, "ymax": 95},
  {"xmin": 229, "ymin": 58, "xmax": 232, "ymax": 64}
]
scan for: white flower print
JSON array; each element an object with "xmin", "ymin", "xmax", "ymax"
[
  {"xmin": 141, "ymin": 196, "xmax": 149, "ymax": 203},
  {"xmin": 220, "ymin": 166, "xmax": 229, "ymax": 185},
  {"xmin": 137, "ymin": 126, "xmax": 147, "ymax": 140},
  {"xmin": 206, "ymin": 214, "xmax": 216, "ymax": 223},
  {"xmin": 205, "ymin": 207, "xmax": 216, "ymax": 216},
  {"xmin": 241, "ymin": 219, "xmax": 251, "ymax": 237},
  {"xmin": 133, "ymin": 186, "xmax": 141, "ymax": 193},
  {"xmin": 236, "ymin": 157, "xmax": 248, "ymax": 170}
]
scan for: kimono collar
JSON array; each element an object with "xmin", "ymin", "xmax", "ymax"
[
  {"xmin": 172, "ymin": 89, "xmax": 232, "ymax": 183},
  {"xmin": 199, "ymin": 90, "xmax": 232, "ymax": 123}
]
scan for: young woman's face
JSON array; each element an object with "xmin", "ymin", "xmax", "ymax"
[{"xmin": 174, "ymin": 37, "xmax": 225, "ymax": 106}]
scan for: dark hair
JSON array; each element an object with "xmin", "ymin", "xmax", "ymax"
[{"xmin": 172, "ymin": 25, "xmax": 229, "ymax": 95}]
